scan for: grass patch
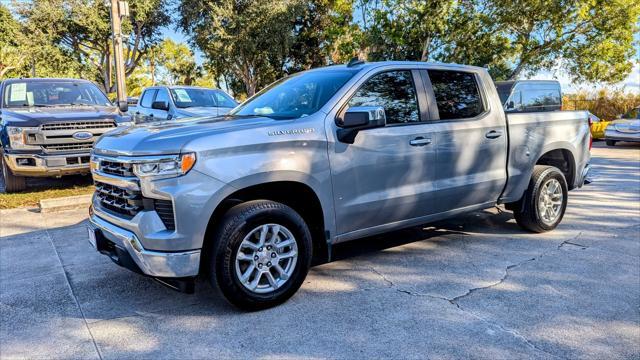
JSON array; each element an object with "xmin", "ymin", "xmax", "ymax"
[{"xmin": 0, "ymin": 176, "xmax": 94, "ymax": 209}]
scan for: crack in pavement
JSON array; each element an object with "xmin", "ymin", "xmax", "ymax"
[{"xmin": 365, "ymin": 231, "xmax": 586, "ymax": 359}]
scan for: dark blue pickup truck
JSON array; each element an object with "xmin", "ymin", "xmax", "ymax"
[{"xmin": 0, "ymin": 78, "xmax": 132, "ymax": 192}]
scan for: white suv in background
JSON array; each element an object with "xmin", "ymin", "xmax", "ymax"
[{"xmin": 133, "ymin": 86, "xmax": 238, "ymax": 122}]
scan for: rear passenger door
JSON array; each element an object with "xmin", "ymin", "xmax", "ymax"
[{"xmin": 423, "ymin": 69, "xmax": 508, "ymax": 212}]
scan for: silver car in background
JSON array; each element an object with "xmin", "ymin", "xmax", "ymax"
[
  {"xmin": 133, "ymin": 86, "xmax": 238, "ymax": 123},
  {"xmin": 605, "ymin": 107, "xmax": 640, "ymax": 146}
]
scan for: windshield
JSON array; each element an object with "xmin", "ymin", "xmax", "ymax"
[
  {"xmin": 230, "ymin": 69, "xmax": 358, "ymax": 119},
  {"xmin": 2, "ymin": 81, "xmax": 111, "ymax": 108},
  {"xmin": 169, "ymin": 88, "xmax": 237, "ymax": 109}
]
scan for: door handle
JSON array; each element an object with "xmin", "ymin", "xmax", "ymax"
[
  {"xmin": 485, "ymin": 130, "xmax": 503, "ymax": 139},
  {"xmin": 409, "ymin": 137, "xmax": 432, "ymax": 146}
]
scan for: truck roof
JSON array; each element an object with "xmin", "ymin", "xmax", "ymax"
[{"xmin": 303, "ymin": 60, "xmax": 488, "ymax": 73}]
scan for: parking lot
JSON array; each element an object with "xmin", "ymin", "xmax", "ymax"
[{"xmin": 1, "ymin": 142, "xmax": 638, "ymax": 359}]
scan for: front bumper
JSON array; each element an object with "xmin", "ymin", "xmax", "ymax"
[
  {"xmin": 3, "ymin": 152, "xmax": 91, "ymax": 177},
  {"xmin": 88, "ymin": 210, "xmax": 201, "ymax": 278}
]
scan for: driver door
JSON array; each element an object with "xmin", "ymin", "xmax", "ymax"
[{"xmin": 328, "ymin": 69, "xmax": 438, "ymax": 237}]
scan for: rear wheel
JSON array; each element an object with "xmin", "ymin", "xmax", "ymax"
[
  {"xmin": 209, "ymin": 200, "xmax": 312, "ymax": 311},
  {"xmin": 1, "ymin": 154, "xmax": 26, "ymax": 193},
  {"xmin": 605, "ymin": 140, "xmax": 617, "ymax": 146},
  {"xmin": 512, "ymin": 165, "xmax": 568, "ymax": 233}
]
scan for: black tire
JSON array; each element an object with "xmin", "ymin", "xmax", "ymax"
[
  {"xmin": 1, "ymin": 154, "xmax": 26, "ymax": 193},
  {"xmin": 209, "ymin": 200, "xmax": 312, "ymax": 311},
  {"xmin": 605, "ymin": 140, "xmax": 616, "ymax": 146},
  {"xmin": 512, "ymin": 165, "xmax": 568, "ymax": 233}
]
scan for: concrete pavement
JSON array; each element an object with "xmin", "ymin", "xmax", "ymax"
[{"xmin": 1, "ymin": 142, "xmax": 638, "ymax": 359}]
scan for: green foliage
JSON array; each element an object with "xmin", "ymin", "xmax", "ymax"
[
  {"xmin": 15, "ymin": 0, "xmax": 171, "ymax": 91},
  {"xmin": 179, "ymin": 0, "xmax": 357, "ymax": 96},
  {"xmin": 356, "ymin": 0, "xmax": 639, "ymax": 82},
  {"xmin": 485, "ymin": 0, "xmax": 640, "ymax": 82},
  {"xmin": 155, "ymin": 39, "xmax": 203, "ymax": 85}
]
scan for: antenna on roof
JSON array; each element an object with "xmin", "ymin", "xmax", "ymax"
[{"xmin": 347, "ymin": 57, "xmax": 365, "ymax": 67}]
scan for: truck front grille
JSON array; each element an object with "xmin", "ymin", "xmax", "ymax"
[
  {"xmin": 95, "ymin": 157, "xmax": 176, "ymax": 230},
  {"xmin": 41, "ymin": 121, "xmax": 116, "ymax": 131},
  {"xmin": 100, "ymin": 160, "xmax": 134, "ymax": 177},
  {"xmin": 42, "ymin": 142, "xmax": 94, "ymax": 152},
  {"xmin": 95, "ymin": 181, "xmax": 143, "ymax": 218}
]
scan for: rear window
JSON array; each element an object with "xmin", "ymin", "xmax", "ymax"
[
  {"xmin": 521, "ymin": 89, "xmax": 561, "ymax": 111},
  {"xmin": 428, "ymin": 70, "xmax": 484, "ymax": 120}
]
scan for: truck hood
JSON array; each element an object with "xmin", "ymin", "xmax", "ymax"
[
  {"xmin": 94, "ymin": 115, "xmax": 278, "ymax": 155},
  {"xmin": 0, "ymin": 106, "xmax": 126, "ymax": 126}
]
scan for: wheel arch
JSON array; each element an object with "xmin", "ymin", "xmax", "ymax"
[
  {"xmin": 535, "ymin": 147, "xmax": 576, "ymax": 190},
  {"xmin": 201, "ymin": 178, "xmax": 331, "ymax": 275}
]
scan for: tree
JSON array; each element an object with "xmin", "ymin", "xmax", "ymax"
[
  {"xmin": 289, "ymin": 0, "xmax": 356, "ymax": 70},
  {"xmin": 16, "ymin": 0, "xmax": 171, "ymax": 92},
  {"xmin": 485, "ymin": 0, "xmax": 640, "ymax": 82},
  {"xmin": 155, "ymin": 39, "xmax": 203, "ymax": 85},
  {"xmin": 364, "ymin": 0, "xmax": 456, "ymax": 62},
  {"xmin": 179, "ymin": 0, "xmax": 303, "ymax": 96},
  {"xmin": 0, "ymin": 4, "xmax": 26, "ymax": 78}
]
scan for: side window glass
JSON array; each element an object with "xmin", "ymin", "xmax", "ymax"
[
  {"xmin": 428, "ymin": 70, "xmax": 484, "ymax": 120},
  {"xmin": 140, "ymin": 90, "xmax": 157, "ymax": 108},
  {"xmin": 155, "ymin": 89, "xmax": 170, "ymax": 106},
  {"xmin": 521, "ymin": 89, "xmax": 561, "ymax": 111},
  {"xmin": 348, "ymin": 70, "xmax": 419, "ymax": 124}
]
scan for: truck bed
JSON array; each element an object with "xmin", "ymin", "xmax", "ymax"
[{"xmin": 501, "ymin": 110, "xmax": 591, "ymax": 203}]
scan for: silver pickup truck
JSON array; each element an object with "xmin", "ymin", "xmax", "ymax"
[{"xmin": 88, "ymin": 61, "xmax": 591, "ymax": 310}]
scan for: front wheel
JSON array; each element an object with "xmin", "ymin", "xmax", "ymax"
[
  {"xmin": 605, "ymin": 140, "xmax": 617, "ymax": 146},
  {"xmin": 512, "ymin": 165, "xmax": 568, "ymax": 233},
  {"xmin": 209, "ymin": 200, "xmax": 312, "ymax": 311},
  {"xmin": 1, "ymin": 154, "xmax": 26, "ymax": 193}
]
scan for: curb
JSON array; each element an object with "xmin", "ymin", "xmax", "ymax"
[{"xmin": 39, "ymin": 194, "xmax": 92, "ymax": 213}]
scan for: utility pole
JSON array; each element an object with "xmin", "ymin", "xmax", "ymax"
[{"xmin": 108, "ymin": 0, "xmax": 129, "ymax": 111}]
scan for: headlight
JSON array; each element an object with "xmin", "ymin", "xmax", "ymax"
[
  {"xmin": 6, "ymin": 126, "xmax": 39, "ymax": 150},
  {"xmin": 117, "ymin": 121, "xmax": 134, "ymax": 127},
  {"xmin": 132, "ymin": 153, "xmax": 196, "ymax": 178}
]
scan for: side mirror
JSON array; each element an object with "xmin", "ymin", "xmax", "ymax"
[
  {"xmin": 117, "ymin": 100, "xmax": 128, "ymax": 113},
  {"xmin": 336, "ymin": 106, "xmax": 386, "ymax": 143},
  {"xmin": 152, "ymin": 101, "xmax": 169, "ymax": 111}
]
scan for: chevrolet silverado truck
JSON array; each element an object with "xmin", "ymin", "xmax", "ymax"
[
  {"xmin": 0, "ymin": 78, "xmax": 132, "ymax": 192},
  {"xmin": 88, "ymin": 61, "xmax": 591, "ymax": 310}
]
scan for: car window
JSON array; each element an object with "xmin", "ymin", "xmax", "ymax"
[
  {"xmin": 155, "ymin": 88, "xmax": 170, "ymax": 106},
  {"xmin": 140, "ymin": 89, "xmax": 157, "ymax": 108},
  {"xmin": 231, "ymin": 69, "xmax": 357, "ymax": 119},
  {"xmin": 2, "ymin": 81, "xmax": 111, "ymax": 108},
  {"xmin": 428, "ymin": 70, "xmax": 484, "ymax": 120},
  {"xmin": 215, "ymin": 91, "xmax": 237, "ymax": 108},
  {"xmin": 521, "ymin": 89, "xmax": 561, "ymax": 111},
  {"xmin": 348, "ymin": 70, "xmax": 420, "ymax": 124}
]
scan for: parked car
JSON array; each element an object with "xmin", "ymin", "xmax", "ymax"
[
  {"xmin": 88, "ymin": 61, "xmax": 591, "ymax": 310},
  {"xmin": 133, "ymin": 86, "xmax": 238, "ymax": 122},
  {"xmin": 495, "ymin": 80, "xmax": 562, "ymax": 112},
  {"xmin": 0, "ymin": 78, "xmax": 132, "ymax": 192},
  {"xmin": 126, "ymin": 96, "xmax": 139, "ymax": 116},
  {"xmin": 605, "ymin": 107, "xmax": 640, "ymax": 146}
]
